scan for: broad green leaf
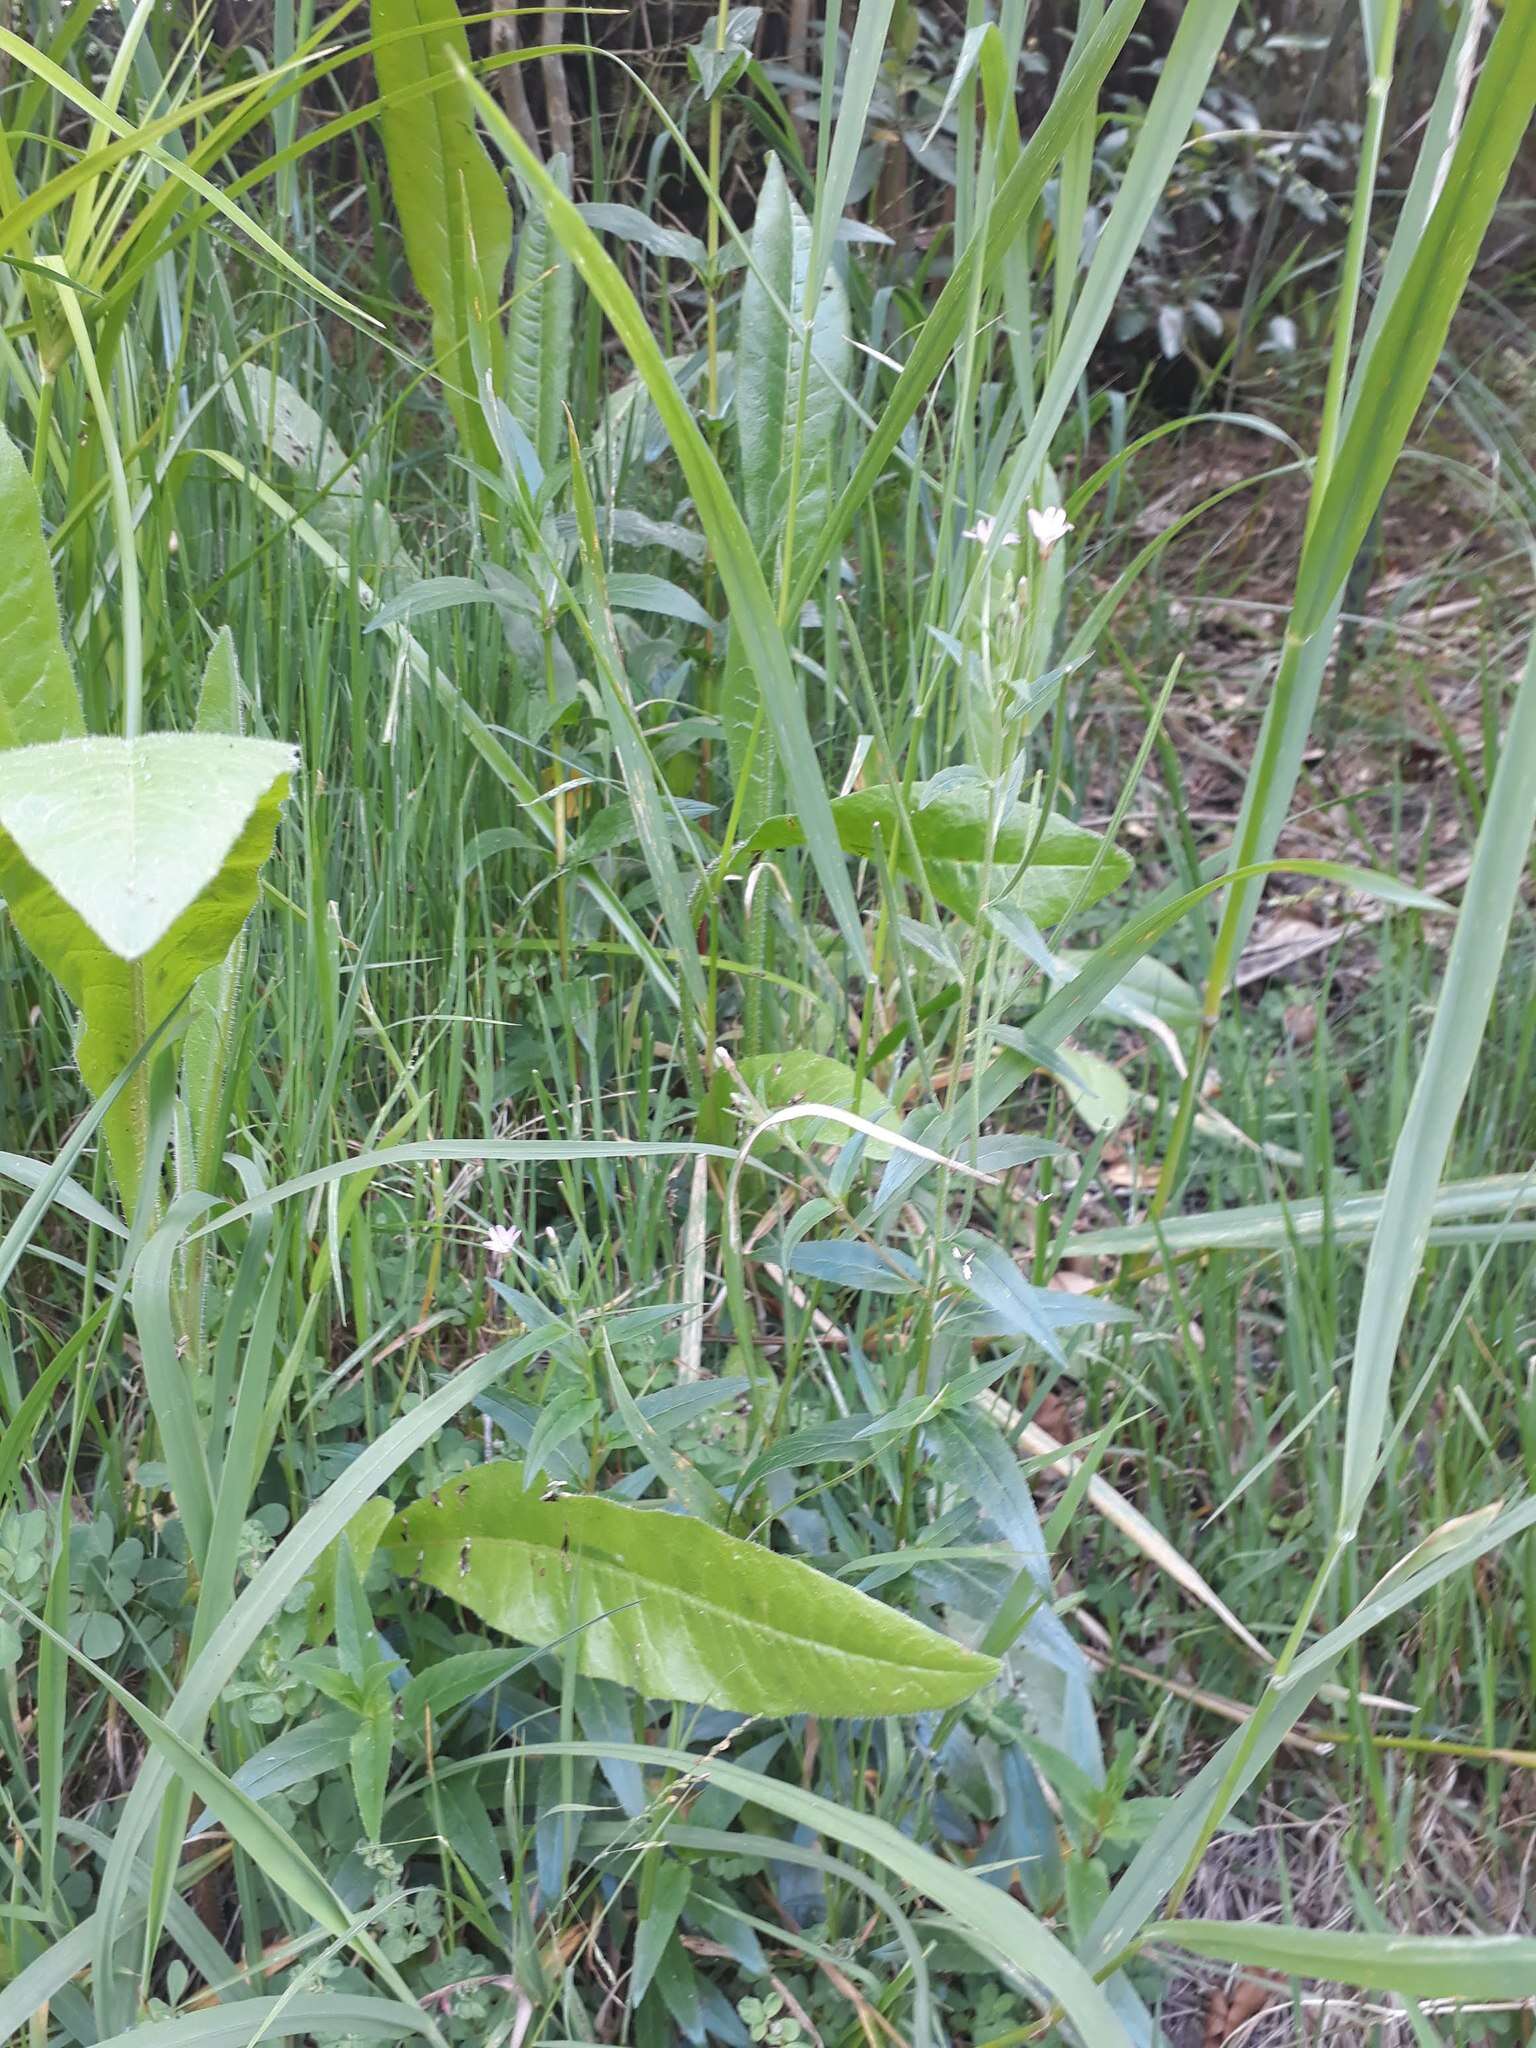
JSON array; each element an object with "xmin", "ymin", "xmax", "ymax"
[
  {"xmin": 306, "ymin": 1497, "xmax": 395, "ymax": 1648},
  {"xmin": 606, "ymin": 571, "xmax": 715, "ymax": 631},
  {"xmin": 687, "ymin": 6, "xmax": 761, "ymax": 100},
  {"xmin": 0, "ymin": 421, "xmax": 83, "ymax": 751},
  {"xmin": 745, "ymin": 778, "xmax": 1132, "ymax": 926},
  {"xmin": 195, "ymin": 1713, "xmax": 355, "ymax": 1832},
  {"xmin": 222, "ymin": 357, "xmax": 357, "ymax": 485},
  {"xmin": 787, "ymin": 1239, "xmax": 921, "ymax": 1295},
  {"xmin": 735, "ymin": 157, "xmax": 805, "ymax": 546},
  {"xmin": 384, "ymin": 1461, "xmax": 998, "ymax": 1714},
  {"xmin": 508, "ymin": 152, "xmax": 574, "ymax": 474},
  {"xmin": 0, "ymin": 734, "xmax": 294, "ymax": 1196},
  {"xmin": 1155, "ymin": 1923, "xmax": 1536, "ymax": 2002},
  {"xmin": 373, "ymin": 0, "xmax": 512, "ymax": 460},
  {"xmin": 400, "ymin": 1645, "xmax": 542, "ymax": 1736},
  {"xmin": 579, "ymin": 199, "xmax": 705, "ymax": 268},
  {"xmin": 220, "ymin": 359, "xmax": 406, "ymax": 575},
  {"xmin": 1049, "ymin": 1044, "xmax": 1129, "ymax": 1136}
]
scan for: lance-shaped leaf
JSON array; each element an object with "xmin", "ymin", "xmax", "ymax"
[
  {"xmin": 742, "ymin": 778, "xmax": 1132, "ymax": 926},
  {"xmin": 724, "ymin": 155, "xmax": 851, "ymax": 831},
  {"xmin": 385, "ymin": 1461, "xmax": 998, "ymax": 1715},
  {"xmin": 507, "ymin": 153, "xmax": 575, "ymax": 476},
  {"xmin": 0, "ymin": 422, "xmax": 84, "ymax": 751},
  {"xmin": 373, "ymin": 0, "xmax": 512, "ymax": 461},
  {"xmin": 0, "ymin": 734, "xmax": 295, "ymax": 1196}
]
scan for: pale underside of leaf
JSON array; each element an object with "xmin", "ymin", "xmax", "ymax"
[{"xmin": 0, "ymin": 735, "xmax": 296, "ymax": 961}]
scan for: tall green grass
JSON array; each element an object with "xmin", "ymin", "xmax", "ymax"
[{"xmin": 2, "ymin": 1, "xmax": 1535, "ymax": 2043}]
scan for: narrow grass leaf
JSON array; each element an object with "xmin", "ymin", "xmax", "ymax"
[
  {"xmin": 1154, "ymin": 1924, "xmax": 1536, "ymax": 2002},
  {"xmin": 1339, "ymin": 629, "xmax": 1536, "ymax": 1535}
]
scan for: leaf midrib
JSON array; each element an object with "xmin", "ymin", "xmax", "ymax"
[{"xmin": 396, "ymin": 1528, "xmax": 983, "ymax": 1678}]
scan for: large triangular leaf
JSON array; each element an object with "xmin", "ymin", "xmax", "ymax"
[
  {"xmin": 0, "ymin": 735, "xmax": 295, "ymax": 1196},
  {"xmin": 385, "ymin": 1461, "xmax": 998, "ymax": 1715},
  {"xmin": 0, "ymin": 735, "xmax": 295, "ymax": 959},
  {"xmin": 0, "ymin": 423, "xmax": 84, "ymax": 752}
]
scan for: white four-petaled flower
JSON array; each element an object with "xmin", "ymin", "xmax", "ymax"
[{"xmin": 483, "ymin": 1224, "xmax": 521, "ymax": 1261}]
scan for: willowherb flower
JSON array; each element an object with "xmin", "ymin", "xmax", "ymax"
[
  {"xmin": 1027, "ymin": 504, "xmax": 1073, "ymax": 555},
  {"xmin": 961, "ymin": 512, "xmax": 1020, "ymax": 546}
]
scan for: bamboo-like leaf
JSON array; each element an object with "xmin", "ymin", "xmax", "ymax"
[
  {"xmin": 0, "ymin": 422, "xmax": 83, "ymax": 751},
  {"xmin": 385, "ymin": 1461, "xmax": 999, "ymax": 1715}
]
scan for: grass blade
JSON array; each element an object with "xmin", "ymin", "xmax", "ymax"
[{"xmin": 1338, "ymin": 628, "xmax": 1536, "ymax": 1535}]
